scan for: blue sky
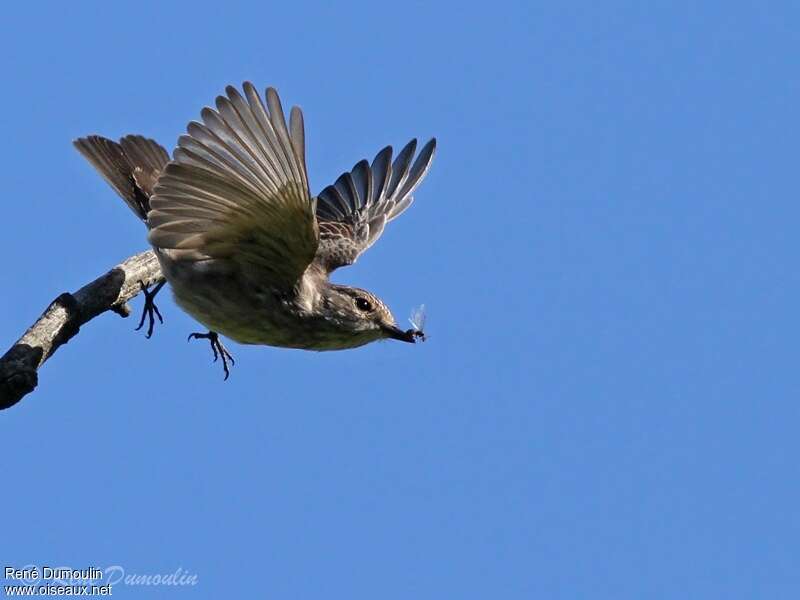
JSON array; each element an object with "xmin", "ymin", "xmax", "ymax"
[{"xmin": 1, "ymin": 1, "xmax": 799, "ymax": 598}]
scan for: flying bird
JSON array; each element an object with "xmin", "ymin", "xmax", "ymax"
[{"xmin": 74, "ymin": 83, "xmax": 435, "ymax": 378}]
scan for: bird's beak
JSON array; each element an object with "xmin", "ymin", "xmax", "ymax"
[{"xmin": 382, "ymin": 324, "xmax": 417, "ymax": 343}]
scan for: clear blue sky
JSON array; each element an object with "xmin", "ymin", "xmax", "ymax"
[{"xmin": 1, "ymin": 1, "xmax": 799, "ymax": 598}]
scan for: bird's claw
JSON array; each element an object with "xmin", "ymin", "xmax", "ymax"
[
  {"xmin": 188, "ymin": 331, "xmax": 235, "ymax": 380},
  {"xmin": 135, "ymin": 280, "xmax": 165, "ymax": 338}
]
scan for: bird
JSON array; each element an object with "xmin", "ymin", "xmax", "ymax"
[{"xmin": 73, "ymin": 82, "xmax": 436, "ymax": 378}]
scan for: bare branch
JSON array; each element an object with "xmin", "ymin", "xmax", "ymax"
[{"xmin": 0, "ymin": 250, "xmax": 163, "ymax": 409}]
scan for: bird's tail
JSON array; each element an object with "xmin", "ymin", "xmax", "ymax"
[{"xmin": 73, "ymin": 135, "xmax": 170, "ymax": 222}]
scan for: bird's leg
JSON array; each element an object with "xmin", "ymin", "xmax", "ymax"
[
  {"xmin": 187, "ymin": 331, "xmax": 236, "ymax": 380},
  {"xmin": 135, "ymin": 280, "xmax": 166, "ymax": 338}
]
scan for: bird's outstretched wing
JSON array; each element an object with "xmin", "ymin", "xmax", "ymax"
[
  {"xmin": 148, "ymin": 83, "xmax": 318, "ymax": 290},
  {"xmin": 313, "ymin": 138, "xmax": 436, "ymax": 273}
]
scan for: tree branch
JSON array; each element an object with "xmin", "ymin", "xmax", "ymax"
[{"xmin": 0, "ymin": 250, "xmax": 163, "ymax": 409}]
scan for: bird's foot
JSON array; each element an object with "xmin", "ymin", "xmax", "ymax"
[
  {"xmin": 187, "ymin": 331, "xmax": 235, "ymax": 380},
  {"xmin": 135, "ymin": 280, "xmax": 166, "ymax": 338}
]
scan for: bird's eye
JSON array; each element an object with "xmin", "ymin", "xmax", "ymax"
[{"xmin": 355, "ymin": 297, "xmax": 373, "ymax": 312}]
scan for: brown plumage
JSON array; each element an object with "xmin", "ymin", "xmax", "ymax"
[{"xmin": 74, "ymin": 83, "xmax": 435, "ymax": 376}]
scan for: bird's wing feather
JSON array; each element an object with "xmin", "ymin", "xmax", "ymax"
[
  {"xmin": 148, "ymin": 83, "xmax": 318, "ymax": 290},
  {"xmin": 314, "ymin": 138, "xmax": 436, "ymax": 273}
]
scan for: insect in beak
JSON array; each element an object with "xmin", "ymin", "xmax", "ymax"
[
  {"xmin": 408, "ymin": 304, "xmax": 427, "ymax": 342},
  {"xmin": 383, "ymin": 324, "xmax": 419, "ymax": 343}
]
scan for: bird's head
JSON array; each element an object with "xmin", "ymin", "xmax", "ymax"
[{"xmin": 321, "ymin": 284, "xmax": 418, "ymax": 345}]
